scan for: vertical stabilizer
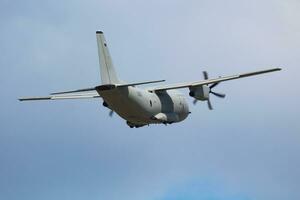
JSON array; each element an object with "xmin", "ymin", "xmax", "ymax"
[{"xmin": 96, "ymin": 31, "xmax": 120, "ymax": 84}]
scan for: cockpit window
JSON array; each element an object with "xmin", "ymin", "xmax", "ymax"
[{"xmin": 150, "ymin": 100, "xmax": 152, "ymax": 107}]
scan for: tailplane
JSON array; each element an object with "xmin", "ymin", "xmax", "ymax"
[{"xmin": 96, "ymin": 31, "xmax": 120, "ymax": 84}]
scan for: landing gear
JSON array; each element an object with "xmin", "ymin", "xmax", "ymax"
[
  {"xmin": 162, "ymin": 122, "xmax": 173, "ymax": 126},
  {"xmin": 103, "ymin": 101, "xmax": 108, "ymax": 107},
  {"xmin": 126, "ymin": 121, "xmax": 146, "ymax": 128},
  {"xmin": 127, "ymin": 121, "xmax": 135, "ymax": 128}
]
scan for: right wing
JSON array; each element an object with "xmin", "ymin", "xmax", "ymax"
[
  {"xmin": 19, "ymin": 91, "xmax": 100, "ymax": 101},
  {"xmin": 149, "ymin": 68, "xmax": 282, "ymax": 92}
]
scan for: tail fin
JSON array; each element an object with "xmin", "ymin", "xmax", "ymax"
[{"xmin": 96, "ymin": 31, "xmax": 120, "ymax": 84}]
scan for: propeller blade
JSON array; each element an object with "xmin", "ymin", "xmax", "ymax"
[
  {"xmin": 209, "ymin": 82, "xmax": 219, "ymax": 89},
  {"xmin": 207, "ymin": 99, "xmax": 213, "ymax": 110},
  {"xmin": 193, "ymin": 99, "xmax": 198, "ymax": 105},
  {"xmin": 109, "ymin": 110, "xmax": 114, "ymax": 117},
  {"xmin": 203, "ymin": 71, "xmax": 209, "ymax": 80},
  {"xmin": 210, "ymin": 91, "xmax": 226, "ymax": 98}
]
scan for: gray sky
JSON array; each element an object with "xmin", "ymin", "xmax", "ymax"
[{"xmin": 0, "ymin": 0, "xmax": 299, "ymax": 200}]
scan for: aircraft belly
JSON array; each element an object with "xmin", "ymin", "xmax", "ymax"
[{"xmin": 99, "ymin": 88, "xmax": 156, "ymax": 123}]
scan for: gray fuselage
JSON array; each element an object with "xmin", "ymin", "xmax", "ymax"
[{"xmin": 98, "ymin": 86, "xmax": 190, "ymax": 126}]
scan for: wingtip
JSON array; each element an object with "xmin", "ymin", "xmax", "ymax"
[
  {"xmin": 96, "ymin": 30, "xmax": 103, "ymax": 34},
  {"xmin": 269, "ymin": 67, "xmax": 282, "ymax": 72},
  {"xmin": 18, "ymin": 97, "xmax": 52, "ymax": 101}
]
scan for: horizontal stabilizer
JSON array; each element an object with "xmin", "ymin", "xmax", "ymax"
[
  {"xmin": 50, "ymin": 80, "xmax": 165, "ymax": 95},
  {"xmin": 116, "ymin": 80, "xmax": 165, "ymax": 87}
]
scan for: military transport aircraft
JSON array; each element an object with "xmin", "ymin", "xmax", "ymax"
[{"xmin": 19, "ymin": 31, "xmax": 281, "ymax": 128}]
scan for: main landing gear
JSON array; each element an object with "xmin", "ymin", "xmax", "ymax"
[{"xmin": 126, "ymin": 121, "xmax": 146, "ymax": 128}]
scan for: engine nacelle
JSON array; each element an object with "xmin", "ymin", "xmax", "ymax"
[{"xmin": 189, "ymin": 85, "xmax": 210, "ymax": 101}]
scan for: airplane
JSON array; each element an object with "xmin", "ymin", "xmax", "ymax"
[{"xmin": 19, "ymin": 31, "xmax": 282, "ymax": 128}]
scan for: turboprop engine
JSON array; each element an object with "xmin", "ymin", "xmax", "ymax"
[
  {"xmin": 189, "ymin": 85, "xmax": 210, "ymax": 101},
  {"xmin": 189, "ymin": 71, "xmax": 226, "ymax": 110}
]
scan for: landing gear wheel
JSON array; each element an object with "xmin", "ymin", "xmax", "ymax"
[{"xmin": 127, "ymin": 121, "xmax": 134, "ymax": 128}]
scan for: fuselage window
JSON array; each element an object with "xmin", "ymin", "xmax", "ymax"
[{"xmin": 150, "ymin": 100, "xmax": 152, "ymax": 107}]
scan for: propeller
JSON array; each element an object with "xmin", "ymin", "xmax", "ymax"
[
  {"xmin": 205, "ymin": 71, "xmax": 225, "ymax": 110},
  {"xmin": 109, "ymin": 110, "xmax": 114, "ymax": 117},
  {"xmin": 207, "ymin": 99, "xmax": 213, "ymax": 110},
  {"xmin": 103, "ymin": 101, "xmax": 114, "ymax": 117},
  {"xmin": 193, "ymin": 99, "xmax": 197, "ymax": 105},
  {"xmin": 193, "ymin": 71, "xmax": 226, "ymax": 110}
]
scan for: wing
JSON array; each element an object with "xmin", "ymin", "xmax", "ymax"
[
  {"xmin": 149, "ymin": 68, "xmax": 282, "ymax": 92},
  {"xmin": 19, "ymin": 79, "xmax": 166, "ymax": 101},
  {"xmin": 19, "ymin": 91, "xmax": 100, "ymax": 101}
]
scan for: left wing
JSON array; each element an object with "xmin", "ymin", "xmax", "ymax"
[
  {"xmin": 19, "ymin": 91, "xmax": 100, "ymax": 101},
  {"xmin": 149, "ymin": 68, "xmax": 282, "ymax": 92},
  {"xmin": 19, "ymin": 79, "xmax": 165, "ymax": 101}
]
